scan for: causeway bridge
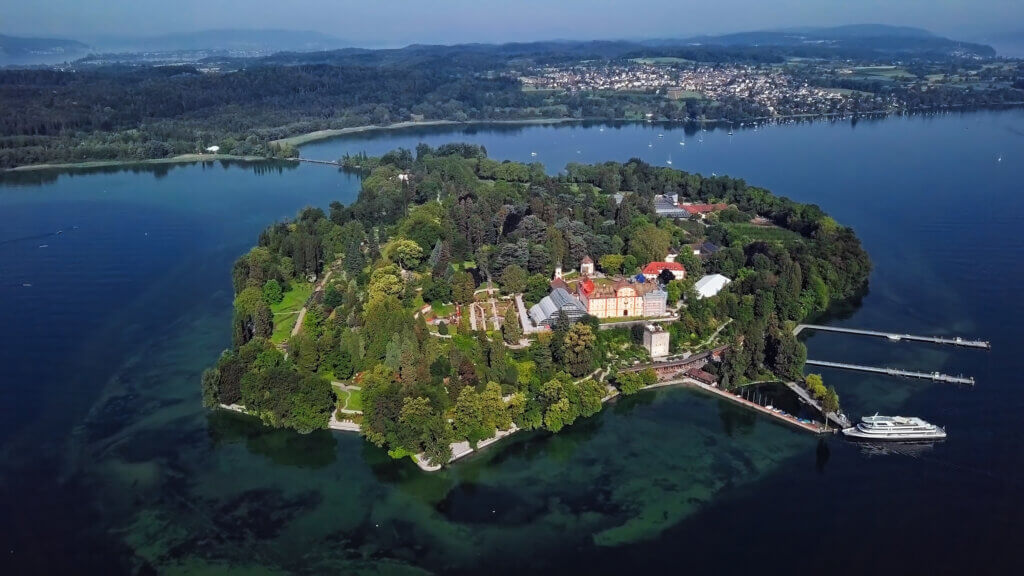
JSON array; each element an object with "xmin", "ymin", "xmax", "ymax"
[
  {"xmin": 794, "ymin": 324, "xmax": 990, "ymax": 349},
  {"xmin": 805, "ymin": 359, "xmax": 975, "ymax": 385}
]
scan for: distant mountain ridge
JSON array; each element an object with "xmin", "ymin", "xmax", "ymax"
[
  {"xmin": 85, "ymin": 29, "xmax": 351, "ymax": 54},
  {"xmin": 661, "ymin": 24, "xmax": 994, "ymax": 58},
  {"xmin": 0, "ymin": 34, "xmax": 88, "ymax": 57}
]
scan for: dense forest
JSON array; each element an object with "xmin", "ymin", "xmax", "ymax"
[
  {"xmin": 201, "ymin": 144, "xmax": 870, "ymax": 467},
  {"xmin": 1, "ymin": 38, "xmax": 1021, "ymax": 169}
]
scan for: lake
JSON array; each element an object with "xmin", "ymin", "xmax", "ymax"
[{"xmin": 2, "ymin": 111, "xmax": 1023, "ymax": 574}]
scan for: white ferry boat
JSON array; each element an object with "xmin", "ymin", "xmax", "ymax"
[{"xmin": 842, "ymin": 414, "xmax": 946, "ymax": 441}]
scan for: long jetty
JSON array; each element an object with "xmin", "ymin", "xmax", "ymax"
[
  {"xmin": 794, "ymin": 324, "xmax": 990, "ymax": 349},
  {"xmin": 295, "ymin": 158, "xmax": 341, "ymax": 166},
  {"xmin": 805, "ymin": 359, "xmax": 975, "ymax": 385}
]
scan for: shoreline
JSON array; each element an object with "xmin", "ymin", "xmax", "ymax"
[
  {"xmin": 9, "ymin": 104, "xmax": 1022, "ymax": 173},
  {"xmin": 270, "ymin": 117, "xmax": 583, "ymax": 147},
  {"xmin": 4, "ymin": 153, "xmax": 274, "ymax": 174}
]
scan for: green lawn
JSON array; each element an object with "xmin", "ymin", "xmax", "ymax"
[
  {"xmin": 724, "ymin": 223, "xmax": 804, "ymax": 245},
  {"xmin": 432, "ymin": 302, "xmax": 454, "ymax": 317},
  {"xmin": 270, "ymin": 282, "xmax": 312, "ymax": 343},
  {"xmin": 332, "ymin": 383, "xmax": 363, "ymax": 412}
]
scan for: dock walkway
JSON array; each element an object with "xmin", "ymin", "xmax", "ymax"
[
  {"xmin": 782, "ymin": 381, "xmax": 852, "ymax": 428},
  {"xmin": 794, "ymin": 324, "xmax": 990, "ymax": 349},
  {"xmin": 805, "ymin": 359, "xmax": 975, "ymax": 385}
]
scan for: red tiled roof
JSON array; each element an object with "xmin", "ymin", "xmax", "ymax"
[
  {"xmin": 581, "ymin": 255, "xmax": 593, "ymax": 264},
  {"xmin": 550, "ymin": 277, "xmax": 568, "ymax": 290},
  {"xmin": 580, "ymin": 277, "xmax": 595, "ymax": 296},
  {"xmin": 642, "ymin": 261, "xmax": 685, "ymax": 275},
  {"xmin": 681, "ymin": 203, "xmax": 728, "ymax": 214}
]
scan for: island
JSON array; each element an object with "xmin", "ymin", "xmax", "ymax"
[{"xmin": 201, "ymin": 143, "xmax": 871, "ymax": 470}]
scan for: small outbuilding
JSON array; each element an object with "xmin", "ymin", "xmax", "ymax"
[{"xmin": 205, "ymin": 145, "xmax": 220, "ymax": 153}]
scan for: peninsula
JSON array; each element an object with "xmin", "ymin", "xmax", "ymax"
[{"xmin": 201, "ymin": 144, "xmax": 871, "ymax": 469}]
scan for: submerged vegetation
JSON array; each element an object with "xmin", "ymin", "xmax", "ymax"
[{"xmin": 201, "ymin": 143, "xmax": 869, "ymax": 466}]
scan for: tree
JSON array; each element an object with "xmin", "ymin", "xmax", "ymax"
[
  {"xmin": 397, "ymin": 396, "xmax": 434, "ymax": 452},
  {"xmin": 422, "ymin": 275, "xmax": 452, "ymax": 303},
  {"xmin": 201, "ymin": 367, "xmax": 220, "ymax": 408},
  {"xmin": 262, "ymin": 279, "xmax": 284, "ymax": 305},
  {"xmin": 368, "ymin": 265, "xmax": 404, "ymax": 302},
  {"xmin": 501, "ymin": 264, "xmax": 528, "ymax": 294},
  {"xmin": 333, "ymin": 347, "xmax": 354, "ymax": 379},
  {"xmin": 503, "ymin": 307, "xmax": 523, "ymax": 344},
  {"xmin": 387, "ymin": 239, "xmax": 425, "ymax": 270},
  {"xmin": 628, "ymin": 223, "xmax": 672, "ymax": 264},
  {"xmin": 233, "ymin": 286, "xmax": 273, "ymax": 346},
  {"xmin": 287, "ymin": 375, "xmax": 334, "ymax": 433},
  {"xmin": 562, "ymin": 323, "xmax": 596, "ymax": 377},
  {"xmin": 453, "ymin": 387, "xmax": 490, "ymax": 444},
  {"xmin": 599, "ymin": 253, "xmax": 625, "ymax": 275},
  {"xmin": 805, "ymin": 373, "xmax": 827, "ymax": 399},
  {"xmin": 821, "ymin": 385, "xmax": 840, "ymax": 430},
  {"xmin": 452, "ymin": 270, "xmax": 476, "ymax": 304},
  {"xmin": 525, "ymin": 273, "xmax": 551, "ymax": 304}
]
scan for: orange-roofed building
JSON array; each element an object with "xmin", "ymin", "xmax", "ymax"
[
  {"xmin": 681, "ymin": 203, "xmax": 729, "ymax": 218},
  {"xmin": 642, "ymin": 261, "xmax": 686, "ymax": 281}
]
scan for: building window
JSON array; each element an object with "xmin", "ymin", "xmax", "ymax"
[{"xmin": 623, "ymin": 309, "xmax": 628, "ymax": 316}]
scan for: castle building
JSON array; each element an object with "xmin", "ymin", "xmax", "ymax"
[{"xmin": 577, "ymin": 277, "xmax": 666, "ymax": 319}]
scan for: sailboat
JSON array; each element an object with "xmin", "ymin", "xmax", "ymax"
[{"xmin": 666, "ymin": 154, "xmax": 672, "ymax": 166}]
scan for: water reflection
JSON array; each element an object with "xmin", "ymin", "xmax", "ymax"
[{"xmin": 206, "ymin": 411, "xmax": 337, "ymax": 469}]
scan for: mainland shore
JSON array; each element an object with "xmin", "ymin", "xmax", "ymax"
[
  {"xmin": 4, "ymin": 153, "xmax": 272, "ymax": 173},
  {"xmin": 269, "ymin": 117, "xmax": 582, "ymax": 147}
]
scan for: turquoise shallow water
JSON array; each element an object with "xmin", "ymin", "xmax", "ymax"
[{"xmin": 1, "ymin": 111, "xmax": 1023, "ymax": 574}]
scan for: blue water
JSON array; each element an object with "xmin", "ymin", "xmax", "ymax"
[{"xmin": 1, "ymin": 111, "xmax": 1023, "ymax": 574}]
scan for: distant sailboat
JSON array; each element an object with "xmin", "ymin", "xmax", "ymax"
[
  {"xmin": 648, "ymin": 142, "xmax": 653, "ymax": 148},
  {"xmin": 666, "ymin": 154, "xmax": 673, "ymax": 166},
  {"xmin": 530, "ymin": 152, "xmax": 537, "ymax": 157}
]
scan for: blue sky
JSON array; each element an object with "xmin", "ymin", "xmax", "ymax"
[{"xmin": 2, "ymin": 0, "xmax": 1019, "ymax": 44}]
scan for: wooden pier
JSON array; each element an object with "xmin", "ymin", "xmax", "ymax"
[
  {"xmin": 794, "ymin": 324, "xmax": 990, "ymax": 349},
  {"xmin": 805, "ymin": 359, "xmax": 975, "ymax": 385}
]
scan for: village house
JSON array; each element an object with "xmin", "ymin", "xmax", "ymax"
[
  {"xmin": 681, "ymin": 203, "xmax": 729, "ymax": 218},
  {"xmin": 689, "ymin": 241, "xmax": 721, "ymax": 258},
  {"xmin": 642, "ymin": 261, "xmax": 686, "ymax": 281}
]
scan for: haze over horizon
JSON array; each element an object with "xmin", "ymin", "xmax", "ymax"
[{"xmin": 2, "ymin": 0, "xmax": 1021, "ymax": 47}]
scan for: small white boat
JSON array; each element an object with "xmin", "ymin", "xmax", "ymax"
[
  {"xmin": 843, "ymin": 414, "xmax": 946, "ymax": 441},
  {"xmin": 530, "ymin": 152, "xmax": 537, "ymax": 157}
]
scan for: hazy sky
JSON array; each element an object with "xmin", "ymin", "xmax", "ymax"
[{"xmin": 2, "ymin": 0, "xmax": 1019, "ymax": 44}]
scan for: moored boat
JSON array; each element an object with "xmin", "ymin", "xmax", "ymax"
[{"xmin": 842, "ymin": 414, "xmax": 946, "ymax": 440}]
